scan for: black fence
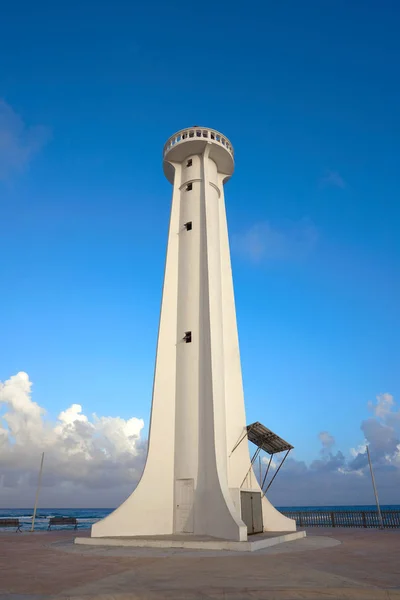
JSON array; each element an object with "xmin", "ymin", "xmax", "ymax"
[{"xmin": 281, "ymin": 510, "xmax": 400, "ymax": 529}]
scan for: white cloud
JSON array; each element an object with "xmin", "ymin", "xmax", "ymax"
[
  {"xmin": 0, "ymin": 372, "xmax": 146, "ymax": 507},
  {"xmin": 232, "ymin": 218, "xmax": 318, "ymax": 263},
  {"xmin": 318, "ymin": 431, "xmax": 335, "ymax": 450},
  {"xmin": 262, "ymin": 455, "xmax": 277, "ymax": 469},
  {"xmin": 0, "ymin": 99, "xmax": 51, "ymax": 181},
  {"xmin": 320, "ymin": 170, "xmax": 346, "ymax": 189},
  {"xmin": 350, "ymin": 442, "xmax": 367, "ymax": 458},
  {"xmin": 368, "ymin": 393, "xmax": 396, "ymax": 419}
]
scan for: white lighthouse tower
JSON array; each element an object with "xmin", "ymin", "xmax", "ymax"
[{"xmin": 91, "ymin": 127, "xmax": 295, "ymax": 542}]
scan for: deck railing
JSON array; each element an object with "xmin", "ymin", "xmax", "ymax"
[
  {"xmin": 281, "ymin": 510, "xmax": 400, "ymax": 528},
  {"xmin": 163, "ymin": 127, "xmax": 234, "ymax": 158}
]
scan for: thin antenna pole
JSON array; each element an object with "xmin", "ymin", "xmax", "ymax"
[
  {"xmin": 366, "ymin": 445, "xmax": 384, "ymax": 530},
  {"xmin": 31, "ymin": 452, "xmax": 44, "ymax": 532}
]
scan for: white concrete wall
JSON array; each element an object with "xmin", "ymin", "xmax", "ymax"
[
  {"xmin": 174, "ymin": 153, "xmax": 201, "ymax": 486},
  {"xmin": 193, "ymin": 148, "xmax": 247, "ymax": 541},
  {"xmin": 91, "ymin": 131, "xmax": 295, "ymax": 539}
]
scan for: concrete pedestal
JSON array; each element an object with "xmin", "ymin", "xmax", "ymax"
[{"xmin": 77, "ymin": 530, "xmax": 305, "ymax": 552}]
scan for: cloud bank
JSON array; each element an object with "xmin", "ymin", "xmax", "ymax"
[
  {"xmin": 267, "ymin": 393, "xmax": 400, "ymax": 507},
  {"xmin": 0, "ymin": 372, "xmax": 146, "ymax": 507},
  {"xmin": 0, "ymin": 372, "xmax": 399, "ymax": 508},
  {"xmin": 0, "ymin": 100, "xmax": 51, "ymax": 181}
]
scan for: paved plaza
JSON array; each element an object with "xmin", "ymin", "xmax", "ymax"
[{"xmin": 0, "ymin": 528, "xmax": 399, "ymax": 599}]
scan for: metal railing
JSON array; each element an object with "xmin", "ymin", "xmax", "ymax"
[
  {"xmin": 163, "ymin": 127, "xmax": 234, "ymax": 158},
  {"xmin": 281, "ymin": 510, "xmax": 400, "ymax": 528}
]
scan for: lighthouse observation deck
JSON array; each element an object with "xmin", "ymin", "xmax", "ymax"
[{"xmin": 163, "ymin": 126, "xmax": 234, "ymax": 183}]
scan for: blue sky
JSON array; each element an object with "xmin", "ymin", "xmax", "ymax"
[{"xmin": 0, "ymin": 0, "xmax": 399, "ymax": 505}]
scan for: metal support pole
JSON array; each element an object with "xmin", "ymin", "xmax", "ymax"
[
  {"xmin": 367, "ymin": 445, "xmax": 384, "ymax": 529},
  {"xmin": 264, "ymin": 449, "xmax": 291, "ymax": 494},
  {"xmin": 251, "ymin": 447, "xmax": 261, "ymax": 465},
  {"xmin": 31, "ymin": 452, "xmax": 44, "ymax": 532},
  {"xmin": 261, "ymin": 453, "xmax": 273, "ymax": 492},
  {"xmin": 258, "ymin": 455, "xmax": 262, "ymax": 486},
  {"xmin": 240, "ymin": 447, "xmax": 261, "ymax": 488},
  {"xmin": 229, "ymin": 428, "xmax": 249, "ymax": 457}
]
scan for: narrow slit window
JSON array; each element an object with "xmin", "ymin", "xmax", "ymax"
[
  {"xmin": 185, "ymin": 221, "xmax": 192, "ymax": 231},
  {"xmin": 186, "ymin": 183, "xmax": 193, "ymax": 191},
  {"xmin": 186, "ymin": 159, "xmax": 192, "ymax": 167},
  {"xmin": 184, "ymin": 331, "xmax": 192, "ymax": 343}
]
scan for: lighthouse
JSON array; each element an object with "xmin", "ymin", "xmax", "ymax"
[{"xmin": 91, "ymin": 127, "xmax": 296, "ymax": 541}]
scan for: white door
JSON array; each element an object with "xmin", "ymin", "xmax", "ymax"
[{"xmin": 175, "ymin": 478, "xmax": 194, "ymax": 533}]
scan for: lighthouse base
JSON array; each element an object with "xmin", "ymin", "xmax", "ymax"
[{"xmin": 75, "ymin": 530, "xmax": 305, "ymax": 553}]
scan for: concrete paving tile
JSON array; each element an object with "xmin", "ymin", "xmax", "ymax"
[
  {"xmin": 0, "ymin": 529, "xmax": 399, "ymax": 598},
  {"xmin": 63, "ymin": 561, "xmax": 369, "ymax": 596},
  {"xmin": 60, "ymin": 591, "xmax": 400, "ymax": 600},
  {"xmin": 0, "ymin": 595, "xmax": 49, "ymax": 600}
]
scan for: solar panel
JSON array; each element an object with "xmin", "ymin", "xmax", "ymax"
[{"xmin": 246, "ymin": 422, "xmax": 293, "ymax": 455}]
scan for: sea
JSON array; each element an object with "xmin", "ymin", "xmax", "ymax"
[{"xmin": 1, "ymin": 505, "xmax": 400, "ymax": 531}]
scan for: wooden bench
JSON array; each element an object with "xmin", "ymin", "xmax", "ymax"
[
  {"xmin": 0, "ymin": 518, "xmax": 22, "ymax": 532},
  {"xmin": 48, "ymin": 517, "xmax": 78, "ymax": 530}
]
